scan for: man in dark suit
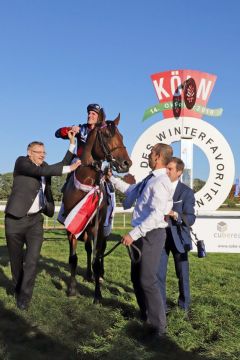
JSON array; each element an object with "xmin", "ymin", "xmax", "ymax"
[
  {"xmin": 5, "ymin": 131, "xmax": 81, "ymax": 310},
  {"xmin": 157, "ymin": 157, "xmax": 195, "ymax": 313}
]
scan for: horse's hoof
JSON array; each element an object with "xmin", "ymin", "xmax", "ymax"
[
  {"xmin": 67, "ymin": 278, "xmax": 77, "ymax": 297},
  {"xmin": 84, "ymin": 273, "xmax": 94, "ymax": 282},
  {"xmin": 93, "ymin": 298, "xmax": 102, "ymax": 305},
  {"xmin": 67, "ymin": 288, "xmax": 77, "ymax": 297}
]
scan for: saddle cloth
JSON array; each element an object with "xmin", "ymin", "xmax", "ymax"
[{"xmin": 64, "ymin": 187, "xmax": 103, "ymax": 238}]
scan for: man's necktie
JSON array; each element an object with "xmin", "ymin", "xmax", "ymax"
[
  {"xmin": 39, "ymin": 186, "xmax": 46, "ymax": 209},
  {"xmin": 123, "ymin": 173, "xmax": 153, "ymax": 210},
  {"xmin": 138, "ymin": 173, "xmax": 154, "ymax": 194}
]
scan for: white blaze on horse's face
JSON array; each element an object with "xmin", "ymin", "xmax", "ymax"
[
  {"xmin": 28, "ymin": 145, "xmax": 46, "ymax": 166},
  {"xmin": 87, "ymin": 110, "xmax": 99, "ymax": 127}
]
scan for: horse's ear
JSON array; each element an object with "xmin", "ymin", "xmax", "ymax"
[
  {"xmin": 98, "ymin": 108, "xmax": 106, "ymax": 124},
  {"xmin": 113, "ymin": 113, "xmax": 120, "ymax": 126}
]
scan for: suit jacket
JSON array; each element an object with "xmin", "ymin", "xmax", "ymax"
[
  {"xmin": 168, "ymin": 181, "xmax": 196, "ymax": 253},
  {"xmin": 5, "ymin": 150, "xmax": 74, "ymax": 218}
]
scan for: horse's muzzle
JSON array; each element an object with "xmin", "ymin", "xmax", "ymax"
[{"xmin": 112, "ymin": 159, "xmax": 132, "ymax": 173}]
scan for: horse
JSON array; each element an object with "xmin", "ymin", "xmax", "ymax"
[{"xmin": 62, "ymin": 109, "xmax": 132, "ymax": 303}]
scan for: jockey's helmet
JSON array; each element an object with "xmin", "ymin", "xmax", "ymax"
[{"xmin": 87, "ymin": 103, "xmax": 100, "ymax": 114}]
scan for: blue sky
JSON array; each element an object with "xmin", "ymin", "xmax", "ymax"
[{"xmin": 0, "ymin": 0, "xmax": 239, "ymax": 181}]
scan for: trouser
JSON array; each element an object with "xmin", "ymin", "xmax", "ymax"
[
  {"xmin": 157, "ymin": 230, "xmax": 190, "ymax": 311},
  {"xmin": 131, "ymin": 228, "xmax": 167, "ymax": 333},
  {"xmin": 5, "ymin": 212, "xmax": 44, "ymax": 302}
]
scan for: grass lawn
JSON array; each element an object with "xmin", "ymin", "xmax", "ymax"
[{"xmin": 0, "ymin": 228, "xmax": 240, "ymax": 360}]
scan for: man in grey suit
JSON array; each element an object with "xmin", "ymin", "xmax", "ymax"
[
  {"xmin": 157, "ymin": 157, "xmax": 195, "ymax": 313},
  {"xmin": 111, "ymin": 143, "xmax": 174, "ymax": 338},
  {"xmin": 5, "ymin": 131, "xmax": 81, "ymax": 310}
]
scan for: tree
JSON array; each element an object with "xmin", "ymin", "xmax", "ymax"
[
  {"xmin": 0, "ymin": 173, "xmax": 13, "ymax": 200},
  {"xmin": 193, "ymin": 178, "xmax": 205, "ymax": 193},
  {"xmin": 51, "ymin": 175, "xmax": 67, "ymax": 202},
  {"xmin": 0, "ymin": 172, "xmax": 66, "ymax": 202}
]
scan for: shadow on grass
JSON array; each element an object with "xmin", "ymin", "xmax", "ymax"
[
  {"xmin": 38, "ymin": 255, "xmax": 95, "ymax": 299},
  {"xmin": 0, "ymin": 245, "xmax": 9, "ymax": 266},
  {"xmin": 0, "ymin": 241, "xmax": 95, "ymax": 300},
  {"xmin": 123, "ymin": 320, "xmax": 215, "ymax": 360},
  {"xmin": 0, "ymin": 299, "xmax": 75, "ymax": 360},
  {"xmin": 0, "ymin": 262, "xmax": 75, "ymax": 359},
  {"xmin": 37, "ymin": 252, "xmax": 136, "ymax": 306}
]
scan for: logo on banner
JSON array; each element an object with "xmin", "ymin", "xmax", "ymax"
[
  {"xmin": 143, "ymin": 70, "xmax": 223, "ymax": 121},
  {"xmin": 131, "ymin": 69, "xmax": 235, "ymax": 211},
  {"xmin": 217, "ymin": 221, "xmax": 228, "ymax": 232}
]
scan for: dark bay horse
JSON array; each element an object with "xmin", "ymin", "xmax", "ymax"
[{"xmin": 63, "ymin": 110, "xmax": 132, "ymax": 303}]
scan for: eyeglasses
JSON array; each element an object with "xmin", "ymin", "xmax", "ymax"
[{"xmin": 31, "ymin": 150, "xmax": 47, "ymax": 155}]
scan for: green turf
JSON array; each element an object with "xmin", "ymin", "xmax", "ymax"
[{"xmin": 0, "ymin": 228, "xmax": 240, "ymax": 360}]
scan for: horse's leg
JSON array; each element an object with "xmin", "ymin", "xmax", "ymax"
[
  {"xmin": 99, "ymin": 236, "xmax": 107, "ymax": 283},
  {"xmin": 92, "ymin": 254, "xmax": 102, "ymax": 304},
  {"xmin": 92, "ymin": 231, "xmax": 107, "ymax": 304},
  {"xmin": 67, "ymin": 232, "xmax": 78, "ymax": 297},
  {"xmin": 84, "ymin": 232, "xmax": 93, "ymax": 281}
]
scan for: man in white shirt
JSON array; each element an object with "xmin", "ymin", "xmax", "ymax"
[
  {"xmin": 111, "ymin": 143, "xmax": 173, "ymax": 338},
  {"xmin": 5, "ymin": 131, "xmax": 81, "ymax": 310}
]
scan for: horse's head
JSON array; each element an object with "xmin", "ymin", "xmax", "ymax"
[{"xmin": 81, "ymin": 110, "xmax": 132, "ymax": 173}]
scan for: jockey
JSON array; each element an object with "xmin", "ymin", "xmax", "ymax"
[
  {"xmin": 56, "ymin": 103, "xmax": 106, "ymax": 225},
  {"xmin": 55, "ymin": 103, "xmax": 101, "ymax": 157}
]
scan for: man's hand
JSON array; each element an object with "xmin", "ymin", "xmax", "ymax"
[
  {"xmin": 70, "ymin": 159, "xmax": 81, "ymax": 171},
  {"xmin": 123, "ymin": 174, "xmax": 136, "ymax": 185},
  {"xmin": 122, "ymin": 234, "xmax": 134, "ymax": 246},
  {"xmin": 168, "ymin": 210, "xmax": 178, "ymax": 220},
  {"xmin": 71, "ymin": 125, "xmax": 80, "ymax": 134},
  {"xmin": 104, "ymin": 167, "xmax": 113, "ymax": 180},
  {"xmin": 68, "ymin": 130, "xmax": 77, "ymax": 144}
]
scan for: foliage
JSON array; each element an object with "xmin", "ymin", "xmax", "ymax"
[
  {"xmin": 224, "ymin": 198, "xmax": 238, "ymax": 208},
  {"xmin": 0, "ymin": 173, "xmax": 66, "ymax": 203},
  {"xmin": 193, "ymin": 178, "xmax": 205, "ymax": 193},
  {"xmin": 115, "ymin": 188, "xmax": 125, "ymax": 205},
  {"xmin": 0, "ymin": 172, "xmax": 125, "ymax": 204},
  {"xmin": 0, "ymin": 229, "xmax": 240, "ymax": 359},
  {"xmin": 0, "ymin": 171, "xmax": 238, "ymax": 209},
  {"xmin": 0, "ymin": 173, "xmax": 13, "ymax": 200},
  {"xmin": 51, "ymin": 175, "xmax": 67, "ymax": 202}
]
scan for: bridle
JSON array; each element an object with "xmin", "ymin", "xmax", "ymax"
[{"xmin": 95, "ymin": 124, "xmax": 126, "ymax": 172}]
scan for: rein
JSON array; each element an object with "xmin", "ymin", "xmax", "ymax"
[
  {"xmin": 92, "ymin": 182, "xmax": 104, "ymax": 260},
  {"xmin": 96, "ymin": 128, "xmax": 126, "ymax": 170},
  {"xmin": 99, "ymin": 240, "xmax": 142, "ymax": 264}
]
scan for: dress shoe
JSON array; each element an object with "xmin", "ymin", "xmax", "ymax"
[
  {"xmin": 178, "ymin": 306, "xmax": 190, "ymax": 320},
  {"xmin": 183, "ymin": 310, "xmax": 190, "ymax": 321},
  {"xmin": 154, "ymin": 331, "xmax": 168, "ymax": 341},
  {"xmin": 139, "ymin": 310, "xmax": 147, "ymax": 322},
  {"xmin": 144, "ymin": 322, "xmax": 167, "ymax": 337},
  {"xmin": 16, "ymin": 298, "xmax": 29, "ymax": 311}
]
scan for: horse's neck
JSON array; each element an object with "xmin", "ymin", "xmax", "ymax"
[
  {"xmin": 80, "ymin": 129, "xmax": 97, "ymax": 165},
  {"xmin": 81, "ymin": 127, "xmax": 106, "ymax": 165}
]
